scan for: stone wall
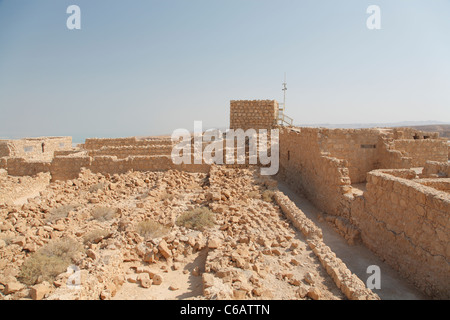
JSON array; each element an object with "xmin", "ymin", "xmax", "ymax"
[
  {"xmin": 0, "ymin": 141, "xmax": 11, "ymax": 157},
  {"xmin": 4, "ymin": 154, "xmax": 210, "ymax": 181},
  {"xmin": 50, "ymin": 156, "xmax": 92, "ymax": 181},
  {"xmin": 6, "ymin": 158, "xmax": 52, "ymax": 177},
  {"xmin": 392, "ymin": 128, "xmax": 440, "ymax": 140},
  {"xmin": 278, "ymin": 128, "xmax": 352, "ymax": 218},
  {"xmin": 317, "ymin": 129, "xmax": 383, "ymax": 184},
  {"xmin": 230, "ymin": 100, "xmax": 278, "ymax": 130},
  {"xmin": 392, "ymin": 139, "xmax": 448, "ymax": 167},
  {"xmin": 0, "ymin": 137, "xmax": 72, "ymax": 161},
  {"xmin": 351, "ymin": 169, "xmax": 450, "ymax": 299},
  {"xmin": 274, "ymin": 191, "xmax": 379, "ymax": 300},
  {"xmin": 312, "ymin": 129, "xmax": 447, "ymax": 183},
  {"xmin": 422, "ymin": 161, "xmax": 450, "ymax": 178},
  {"xmin": 84, "ymin": 137, "xmax": 172, "ymax": 150},
  {"xmin": 376, "ymin": 138, "xmax": 412, "ymax": 169},
  {"xmin": 414, "ymin": 178, "xmax": 450, "ymax": 192},
  {"xmin": 88, "ymin": 145, "xmax": 173, "ymax": 159},
  {"xmin": 0, "ymin": 157, "xmax": 6, "ymax": 170}
]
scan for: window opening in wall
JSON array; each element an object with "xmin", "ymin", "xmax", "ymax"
[
  {"xmin": 59, "ymin": 143, "xmax": 65, "ymax": 148},
  {"xmin": 360, "ymin": 144, "xmax": 376, "ymax": 149},
  {"xmin": 24, "ymin": 146, "xmax": 33, "ymax": 153},
  {"xmin": 288, "ymin": 150, "xmax": 290, "ymax": 161}
]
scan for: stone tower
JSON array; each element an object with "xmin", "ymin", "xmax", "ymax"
[{"xmin": 230, "ymin": 100, "xmax": 279, "ymax": 130}]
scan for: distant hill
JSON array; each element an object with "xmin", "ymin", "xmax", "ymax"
[
  {"xmin": 297, "ymin": 121, "xmax": 450, "ymax": 138},
  {"xmin": 399, "ymin": 124, "xmax": 450, "ymax": 138}
]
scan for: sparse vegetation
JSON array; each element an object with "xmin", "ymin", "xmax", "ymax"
[
  {"xmin": 46, "ymin": 204, "xmax": 78, "ymax": 223},
  {"xmin": 262, "ymin": 190, "xmax": 275, "ymax": 202},
  {"xmin": 248, "ymin": 191, "xmax": 261, "ymax": 199},
  {"xmin": 18, "ymin": 238, "xmax": 82, "ymax": 285},
  {"xmin": 83, "ymin": 229, "xmax": 110, "ymax": 244},
  {"xmin": 160, "ymin": 192, "xmax": 175, "ymax": 201},
  {"xmin": 91, "ymin": 206, "xmax": 118, "ymax": 221},
  {"xmin": 176, "ymin": 207, "xmax": 216, "ymax": 231},
  {"xmin": 136, "ymin": 220, "xmax": 169, "ymax": 239},
  {"xmin": 0, "ymin": 234, "xmax": 14, "ymax": 246}
]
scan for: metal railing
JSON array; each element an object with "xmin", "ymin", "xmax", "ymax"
[{"xmin": 278, "ymin": 113, "xmax": 293, "ymax": 126}]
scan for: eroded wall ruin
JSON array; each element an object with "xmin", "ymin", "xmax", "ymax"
[
  {"xmin": 351, "ymin": 169, "xmax": 450, "ymax": 299},
  {"xmin": 0, "ymin": 137, "xmax": 72, "ymax": 161},
  {"xmin": 0, "ymin": 100, "xmax": 448, "ymax": 299}
]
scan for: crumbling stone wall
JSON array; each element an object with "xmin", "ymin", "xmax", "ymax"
[
  {"xmin": 0, "ymin": 141, "xmax": 11, "ymax": 157},
  {"xmin": 2, "ymin": 137, "xmax": 72, "ymax": 160},
  {"xmin": 392, "ymin": 128, "xmax": 439, "ymax": 140},
  {"xmin": 351, "ymin": 169, "xmax": 450, "ymax": 299},
  {"xmin": 4, "ymin": 154, "xmax": 211, "ymax": 181},
  {"xmin": 50, "ymin": 156, "xmax": 92, "ymax": 181},
  {"xmin": 84, "ymin": 137, "xmax": 172, "ymax": 150},
  {"xmin": 392, "ymin": 139, "xmax": 448, "ymax": 167},
  {"xmin": 0, "ymin": 157, "xmax": 6, "ymax": 170},
  {"xmin": 278, "ymin": 128, "xmax": 352, "ymax": 218},
  {"xmin": 89, "ymin": 156, "xmax": 210, "ymax": 176},
  {"xmin": 88, "ymin": 145, "xmax": 173, "ymax": 159},
  {"xmin": 310, "ymin": 128, "xmax": 447, "ymax": 184},
  {"xmin": 376, "ymin": 137, "xmax": 412, "ymax": 169},
  {"xmin": 317, "ymin": 129, "xmax": 383, "ymax": 184},
  {"xmin": 6, "ymin": 158, "xmax": 52, "ymax": 177},
  {"xmin": 275, "ymin": 191, "xmax": 379, "ymax": 300},
  {"xmin": 414, "ymin": 178, "xmax": 450, "ymax": 192},
  {"xmin": 230, "ymin": 100, "xmax": 278, "ymax": 130},
  {"xmin": 422, "ymin": 161, "xmax": 450, "ymax": 178}
]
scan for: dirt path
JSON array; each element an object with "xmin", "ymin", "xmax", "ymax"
[{"xmin": 277, "ymin": 181, "xmax": 428, "ymax": 300}]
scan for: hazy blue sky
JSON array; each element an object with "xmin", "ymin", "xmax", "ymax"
[{"xmin": 0, "ymin": 0, "xmax": 449, "ymax": 142}]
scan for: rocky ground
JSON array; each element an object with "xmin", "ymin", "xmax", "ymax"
[{"xmin": 0, "ymin": 166, "xmax": 357, "ymax": 300}]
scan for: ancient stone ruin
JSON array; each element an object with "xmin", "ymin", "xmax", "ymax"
[{"xmin": 0, "ymin": 100, "xmax": 448, "ymax": 300}]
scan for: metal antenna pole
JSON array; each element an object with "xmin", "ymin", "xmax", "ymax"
[
  {"xmin": 282, "ymin": 72, "xmax": 287, "ymax": 110},
  {"xmin": 280, "ymin": 73, "xmax": 287, "ymax": 125}
]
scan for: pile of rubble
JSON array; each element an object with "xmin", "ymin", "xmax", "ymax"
[{"xmin": 0, "ymin": 166, "xmax": 377, "ymax": 300}]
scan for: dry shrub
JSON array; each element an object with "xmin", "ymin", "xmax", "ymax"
[
  {"xmin": 160, "ymin": 192, "xmax": 175, "ymax": 201},
  {"xmin": 136, "ymin": 220, "xmax": 169, "ymax": 240},
  {"xmin": 46, "ymin": 204, "xmax": 78, "ymax": 223},
  {"xmin": 262, "ymin": 190, "xmax": 275, "ymax": 202},
  {"xmin": 18, "ymin": 238, "xmax": 82, "ymax": 285},
  {"xmin": 176, "ymin": 207, "xmax": 216, "ymax": 231},
  {"xmin": 248, "ymin": 191, "xmax": 261, "ymax": 199},
  {"xmin": 91, "ymin": 206, "xmax": 118, "ymax": 222},
  {"xmin": 0, "ymin": 234, "xmax": 14, "ymax": 246},
  {"xmin": 83, "ymin": 229, "xmax": 110, "ymax": 244}
]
